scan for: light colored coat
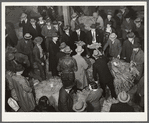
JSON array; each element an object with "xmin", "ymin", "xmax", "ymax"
[{"xmin": 73, "ymin": 54, "xmax": 88, "ymax": 89}]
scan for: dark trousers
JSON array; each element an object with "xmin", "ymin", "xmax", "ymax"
[
  {"xmin": 36, "ymin": 57, "xmax": 46, "ymax": 80},
  {"xmin": 100, "ymin": 80, "xmax": 117, "ymax": 99}
]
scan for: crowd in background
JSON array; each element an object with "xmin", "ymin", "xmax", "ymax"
[{"xmin": 5, "ymin": 6, "xmax": 144, "ymax": 112}]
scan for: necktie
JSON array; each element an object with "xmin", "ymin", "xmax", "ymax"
[
  {"xmin": 92, "ymin": 31, "xmax": 95, "ymax": 42},
  {"xmin": 77, "ymin": 32, "xmax": 80, "ymax": 41}
]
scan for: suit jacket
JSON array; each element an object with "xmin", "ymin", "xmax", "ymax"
[
  {"xmin": 16, "ymin": 39, "xmax": 33, "ymax": 56},
  {"xmin": 122, "ymin": 38, "xmax": 140, "ymax": 62},
  {"xmin": 70, "ymin": 31, "xmax": 86, "ymax": 51},
  {"xmin": 61, "ymin": 30, "xmax": 73, "ymax": 47},
  {"xmin": 49, "ymin": 41, "xmax": 60, "ymax": 65},
  {"xmin": 19, "ymin": 19, "xmax": 30, "ymax": 36},
  {"xmin": 86, "ymin": 30, "xmax": 101, "ymax": 45},
  {"xmin": 58, "ymin": 87, "xmax": 74, "ymax": 112},
  {"xmin": 28, "ymin": 23, "xmax": 41, "ymax": 40},
  {"xmin": 110, "ymin": 102, "xmax": 134, "ymax": 112},
  {"xmin": 93, "ymin": 56, "xmax": 113, "ymax": 83},
  {"xmin": 57, "ymin": 55, "xmax": 78, "ymax": 72}
]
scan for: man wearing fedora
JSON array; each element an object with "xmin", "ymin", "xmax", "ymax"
[
  {"xmin": 122, "ymin": 32, "xmax": 140, "ymax": 63},
  {"xmin": 92, "ymin": 49, "xmax": 117, "ymax": 99},
  {"xmin": 19, "ymin": 13, "xmax": 30, "ymax": 36},
  {"xmin": 130, "ymin": 43, "xmax": 144, "ymax": 82},
  {"xmin": 11, "ymin": 65, "xmax": 35, "ymax": 112},
  {"xmin": 61, "ymin": 25, "xmax": 73, "ymax": 47},
  {"xmin": 70, "ymin": 25, "xmax": 86, "ymax": 55},
  {"xmin": 49, "ymin": 33, "xmax": 60, "ymax": 76},
  {"xmin": 41, "ymin": 19, "xmax": 57, "ymax": 52},
  {"xmin": 58, "ymin": 77, "xmax": 76, "ymax": 112},
  {"xmin": 28, "ymin": 18, "xmax": 41, "ymax": 40},
  {"xmin": 70, "ymin": 13, "xmax": 79, "ymax": 32},
  {"xmin": 134, "ymin": 17, "xmax": 144, "ymax": 50},
  {"xmin": 110, "ymin": 91, "xmax": 134, "ymax": 112},
  {"xmin": 57, "ymin": 46, "xmax": 78, "ymax": 83},
  {"xmin": 121, "ymin": 12, "xmax": 135, "ymax": 41},
  {"xmin": 92, "ymin": 12, "xmax": 104, "ymax": 31},
  {"xmin": 73, "ymin": 46, "xmax": 88, "ymax": 90},
  {"xmin": 86, "ymin": 24, "xmax": 102, "ymax": 45},
  {"xmin": 33, "ymin": 37, "xmax": 46, "ymax": 80},
  {"xmin": 105, "ymin": 10, "xmax": 116, "ymax": 29},
  {"xmin": 16, "ymin": 33, "xmax": 34, "ymax": 67},
  {"xmin": 56, "ymin": 42, "xmax": 67, "ymax": 62},
  {"xmin": 103, "ymin": 33, "xmax": 122, "ymax": 59}
]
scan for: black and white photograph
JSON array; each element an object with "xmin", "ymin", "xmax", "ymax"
[{"xmin": 2, "ymin": 1, "xmax": 147, "ymax": 122}]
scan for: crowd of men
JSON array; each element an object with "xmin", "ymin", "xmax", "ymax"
[{"xmin": 5, "ymin": 6, "xmax": 144, "ymax": 112}]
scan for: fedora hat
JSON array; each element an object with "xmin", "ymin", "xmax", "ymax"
[
  {"xmin": 34, "ymin": 37, "xmax": 43, "ymax": 44},
  {"xmin": 59, "ymin": 42, "xmax": 67, "ymax": 49},
  {"xmin": 24, "ymin": 33, "xmax": 32, "ymax": 40},
  {"xmin": 71, "ymin": 13, "xmax": 78, "ymax": 18},
  {"xmin": 46, "ymin": 18, "xmax": 51, "ymax": 23},
  {"xmin": 90, "ymin": 24, "xmax": 96, "ymax": 29},
  {"xmin": 53, "ymin": 21, "xmax": 58, "ymax": 25},
  {"xmin": 51, "ymin": 33, "xmax": 59, "ymax": 37},
  {"xmin": 133, "ymin": 43, "xmax": 141, "ymax": 49},
  {"xmin": 15, "ymin": 65, "xmax": 25, "ymax": 72},
  {"xmin": 63, "ymin": 46, "xmax": 72, "ymax": 54},
  {"xmin": 109, "ymin": 33, "xmax": 117, "ymax": 40},
  {"xmin": 6, "ymin": 53, "xmax": 15, "ymax": 61},
  {"xmin": 63, "ymin": 25, "xmax": 70, "ymax": 31},
  {"xmin": 118, "ymin": 91, "xmax": 130, "ymax": 103},
  {"xmin": 73, "ymin": 101, "xmax": 87, "ymax": 112},
  {"xmin": 30, "ymin": 18, "xmax": 36, "ymax": 23},
  {"xmin": 124, "ymin": 13, "xmax": 131, "ymax": 18},
  {"xmin": 20, "ymin": 13, "xmax": 27, "ymax": 18},
  {"xmin": 8, "ymin": 97, "xmax": 20, "ymax": 111},
  {"xmin": 127, "ymin": 32, "xmax": 135, "ymax": 38},
  {"xmin": 75, "ymin": 46, "xmax": 84, "ymax": 53},
  {"xmin": 134, "ymin": 18, "xmax": 142, "ymax": 24},
  {"xmin": 107, "ymin": 10, "xmax": 113, "ymax": 15}
]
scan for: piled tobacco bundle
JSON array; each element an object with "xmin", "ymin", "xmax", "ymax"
[
  {"xmin": 108, "ymin": 58, "xmax": 139, "ymax": 95},
  {"xmin": 34, "ymin": 76, "xmax": 62, "ymax": 108},
  {"xmin": 78, "ymin": 16, "xmax": 95, "ymax": 31}
]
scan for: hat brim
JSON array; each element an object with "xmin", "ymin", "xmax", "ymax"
[
  {"xmin": 64, "ymin": 50, "xmax": 72, "ymax": 54},
  {"xmin": 118, "ymin": 93, "xmax": 130, "ymax": 103},
  {"xmin": 109, "ymin": 35, "xmax": 117, "ymax": 40},
  {"xmin": 24, "ymin": 35, "xmax": 32, "ymax": 40},
  {"xmin": 59, "ymin": 45, "xmax": 67, "ymax": 49},
  {"xmin": 73, "ymin": 101, "xmax": 87, "ymax": 112}
]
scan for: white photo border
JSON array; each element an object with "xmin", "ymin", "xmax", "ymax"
[{"xmin": 2, "ymin": 1, "xmax": 148, "ymax": 122}]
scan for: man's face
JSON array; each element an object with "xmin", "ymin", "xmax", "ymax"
[
  {"xmin": 47, "ymin": 22, "xmax": 51, "ymax": 26},
  {"xmin": 93, "ymin": 13, "xmax": 98, "ymax": 18},
  {"xmin": 126, "ymin": 18, "xmax": 130, "ymax": 22},
  {"xmin": 53, "ymin": 37, "xmax": 58, "ymax": 41},
  {"xmin": 31, "ymin": 22, "xmax": 35, "ymax": 26},
  {"xmin": 76, "ymin": 29, "xmax": 80, "ymax": 33},
  {"xmin": 133, "ymin": 48, "xmax": 139, "ymax": 52},
  {"xmin": 107, "ymin": 15, "xmax": 112, "ymax": 20},
  {"xmin": 65, "ymin": 29, "xmax": 69, "ymax": 34},
  {"xmin": 53, "ymin": 25, "xmax": 58, "ymax": 30},
  {"xmin": 91, "ymin": 28, "xmax": 95, "ymax": 32},
  {"xmin": 128, "ymin": 38, "xmax": 134, "ymax": 42},
  {"xmin": 39, "ymin": 17, "xmax": 43, "ymax": 21},
  {"xmin": 136, "ymin": 22, "xmax": 141, "ymax": 27}
]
